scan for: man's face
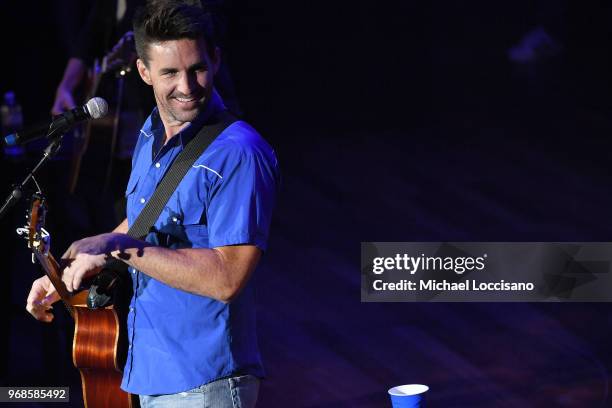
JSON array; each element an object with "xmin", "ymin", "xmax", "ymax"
[{"xmin": 137, "ymin": 37, "xmax": 219, "ymax": 132}]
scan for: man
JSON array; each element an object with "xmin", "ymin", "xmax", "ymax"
[
  {"xmin": 51, "ymin": 0, "xmax": 240, "ymax": 230},
  {"xmin": 26, "ymin": 2, "xmax": 278, "ymax": 406}
]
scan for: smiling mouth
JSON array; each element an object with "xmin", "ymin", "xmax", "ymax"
[{"xmin": 175, "ymin": 96, "xmax": 197, "ymax": 103}]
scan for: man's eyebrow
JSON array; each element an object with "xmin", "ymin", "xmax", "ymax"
[
  {"xmin": 159, "ymin": 67, "xmax": 178, "ymax": 74},
  {"xmin": 158, "ymin": 62, "xmax": 207, "ymax": 74},
  {"xmin": 188, "ymin": 62, "xmax": 207, "ymax": 70}
]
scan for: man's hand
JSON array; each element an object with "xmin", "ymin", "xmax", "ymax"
[
  {"xmin": 26, "ymin": 276, "xmax": 60, "ymax": 322},
  {"xmin": 51, "ymin": 57, "xmax": 86, "ymax": 116},
  {"xmin": 51, "ymin": 86, "xmax": 76, "ymax": 116},
  {"xmin": 106, "ymin": 31, "xmax": 137, "ymax": 72},
  {"xmin": 61, "ymin": 233, "xmax": 125, "ymax": 292}
]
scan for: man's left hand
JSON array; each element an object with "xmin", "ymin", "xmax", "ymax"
[{"xmin": 61, "ymin": 233, "xmax": 126, "ymax": 292}]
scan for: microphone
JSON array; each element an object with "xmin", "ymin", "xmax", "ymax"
[{"xmin": 3, "ymin": 97, "xmax": 109, "ymax": 146}]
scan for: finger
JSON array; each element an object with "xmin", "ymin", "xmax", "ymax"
[
  {"xmin": 62, "ymin": 243, "xmax": 75, "ymax": 260},
  {"xmin": 62, "ymin": 264, "xmax": 75, "ymax": 292},
  {"xmin": 26, "ymin": 295, "xmax": 54, "ymax": 322},
  {"xmin": 42, "ymin": 286, "xmax": 60, "ymax": 305},
  {"xmin": 67, "ymin": 261, "xmax": 87, "ymax": 292},
  {"xmin": 72, "ymin": 256, "xmax": 99, "ymax": 291},
  {"xmin": 30, "ymin": 301, "xmax": 54, "ymax": 322},
  {"xmin": 67, "ymin": 266, "xmax": 81, "ymax": 293},
  {"xmin": 25, "ymin": 277, "xmax": 57, "ymax": 322},
  {"xmin": 26, "ymin": 278, "xmax": 48, "ymax": 306},
  {"xmin": 72, "ymin": 266, "xmax": 84, "ymax": 292}
]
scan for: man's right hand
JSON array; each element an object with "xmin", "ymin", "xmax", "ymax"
[
  {"xmin": 51, "ymin": 58, "xmax": 87, "ymax": 116},
  {"xmin": 51, "ymin": 86, "xmax": 76, "ymax": 116},
  {"xmin": 26, "ymin": 276, "xmax": 60, "ymax": 322}
]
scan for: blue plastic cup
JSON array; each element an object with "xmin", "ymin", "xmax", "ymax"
[{"xmin": 388, "ymin": 384, "xmax": 429, "ymax": 408}]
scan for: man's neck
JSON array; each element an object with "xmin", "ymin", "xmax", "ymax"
[{"xmin": 162, "ymin": 120, "xmax": 191, "ymax": 144}]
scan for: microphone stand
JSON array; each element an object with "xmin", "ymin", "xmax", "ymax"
[{"xmin": 0, "ymin": 127, "xmax": 65, "ymax": 220}]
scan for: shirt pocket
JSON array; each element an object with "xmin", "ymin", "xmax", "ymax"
[
  {"xmin": 125, "ymin": 174, "xmax": 140, "ymax": 212},
  {"xmin": 171, "ymin": 176, "xmax": 208, "ymax": 226},
  {"xmin": 159, "ymin": 170, "xmax": 210, "ymax": 247},
  {"xmin": 125, "ymin": 173, "xmax": 140, "ymax": 196},
  {"xmin": 181, "ymin": 205, "xmax": 206, "ymax": 226},
  {"xmin": 181, "ymin": 207, "xmax": 209, "ymax": 247}
]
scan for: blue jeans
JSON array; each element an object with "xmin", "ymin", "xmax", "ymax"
[{"xmin": 138, "ymin": 375, "xmax": 260, "ymax": 408}]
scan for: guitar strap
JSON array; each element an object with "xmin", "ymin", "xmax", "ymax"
[{"xmin": 87, "ymin": 110, "xmax": 236, "ymax": 308}]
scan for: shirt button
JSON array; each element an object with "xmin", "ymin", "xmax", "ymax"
[
  {"xmin": 140, "ymin": 197, "xmax": 145, "ymax": 204},
  {"xmin": 155, "ymin": 162, "xmax": 161, "ymax": 168},
  {"xmin": 128, "ymin": 344, "xmax": 132, "ymax": 349},
  {"xmin": 172, "ymin": 216, "xmax": 178, "ymax": 223},
  {"xmin": 129, "ymin": 307, "xmax": 134, "ymax": 312}
]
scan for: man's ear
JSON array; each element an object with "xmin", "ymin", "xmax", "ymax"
[
  {"xmin": 212, "ymin": 47, "xmax": 221, "ymax": 75},
  {"xmin": 136, "ymin": 59, "xmax": 152, "ymax": 85}
]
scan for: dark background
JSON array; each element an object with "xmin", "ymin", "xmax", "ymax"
[{"xmin": 2, "ymin": 0, "xmax": 612, "ymax": 406}]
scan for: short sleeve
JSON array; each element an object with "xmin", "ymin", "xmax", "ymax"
[{"xmin": 207, "ymin": 141, "xmax": 279, "ymax": 250}]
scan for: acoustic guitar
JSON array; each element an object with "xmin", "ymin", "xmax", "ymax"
[{"xmin": 24, "ymin": 194, "xmax": 138, "ymax": 408}]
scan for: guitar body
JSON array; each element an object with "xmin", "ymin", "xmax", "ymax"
[{"xmin": 73, "ymin": 306, "xmax": 137, "ymax": 408}]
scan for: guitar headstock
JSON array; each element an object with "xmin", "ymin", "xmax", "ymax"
[
  {"xmin": 103, "ymin": 31, "xmax": 137, "ymax": 76},
  {"xmin": 23, "ymin": 194, "xmax": 77, "ymax": 315},
  {"xmin": 27, "ymin": 194, "xmax": 49, "ymax": 254}
]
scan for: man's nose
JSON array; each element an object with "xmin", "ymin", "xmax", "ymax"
[{"xmin": 176, "ymin": 72, "xmax": 199, "ymax": 96}]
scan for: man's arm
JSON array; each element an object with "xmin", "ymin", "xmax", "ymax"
[
  {"xmin": 51, "ymin": 58, "xmax": 87, "ymax": 115},
  {"xmin": 60, "ymin": 233, "xmax": 261, "ymax": 303},
  {"xmin": 113, "ymin": 218, "xmax": 129, "ymax": 234},
  {"xmin": 113, "ymin": 240, "xmax": 261, "ymax": 303},
  {"xmin": 93, "ymin": 219, "xmax": 260, "ymax": 302}
]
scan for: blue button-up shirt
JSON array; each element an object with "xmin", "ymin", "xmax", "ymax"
[{"xmin": 120, "ymin": 91, "xmax": 279, "ymax": 395}]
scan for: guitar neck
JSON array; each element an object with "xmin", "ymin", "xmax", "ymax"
[{"xmin": 33, "ymin": 250, "xmax": 75, "ymax": 318}]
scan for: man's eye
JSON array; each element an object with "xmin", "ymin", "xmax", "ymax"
[{"xmin": 163, "ymin": 71, "xmax": 177, "ymax": 77}]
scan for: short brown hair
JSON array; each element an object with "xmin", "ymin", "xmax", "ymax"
[{"xmin": 133, "ymin": 1, "xmax": 217, "ymax": 66}]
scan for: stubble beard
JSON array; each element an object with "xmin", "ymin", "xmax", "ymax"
[{"xmin": 157, "ymin": 92, "xmax": 208, "ymax": 127}]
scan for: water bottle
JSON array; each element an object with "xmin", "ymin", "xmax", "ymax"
[{"xmin": 1, "ymin": 91, "xmax": 25, "ymax": 159}]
